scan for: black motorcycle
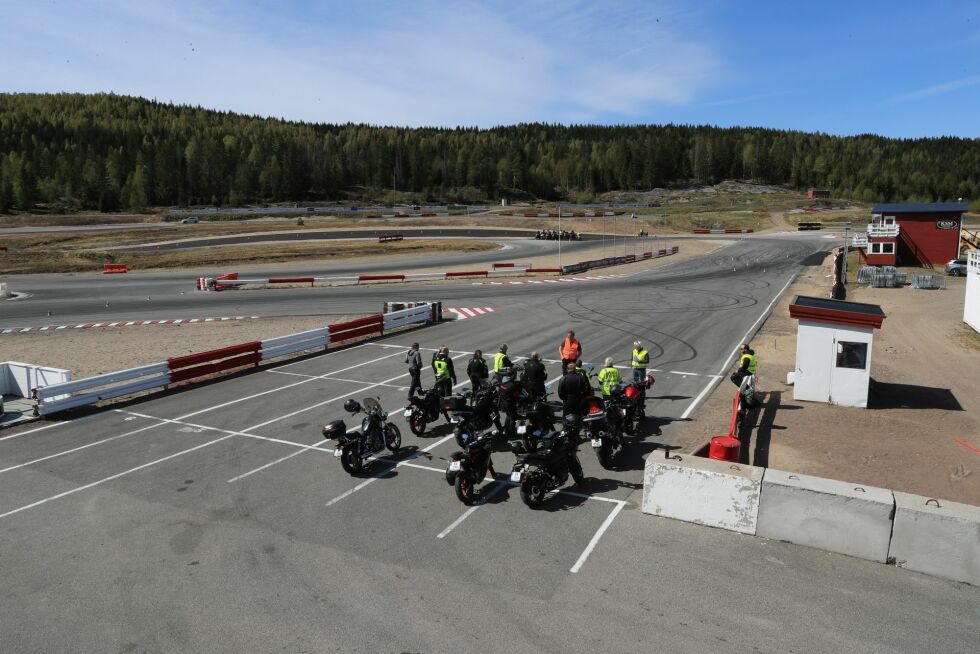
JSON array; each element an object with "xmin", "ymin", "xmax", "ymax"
[
  {"xmin": 451, "ymin": 386, "xmax": 499, "ymax": 447},
  {"xmin": 514, "ymin": 393, "xmax": 557, "ymax": 446},
  {"xmin": 509, "ymin": 418, "xmax": 586, "ymax": 508},
  {"xmin": 404, "ymin": 387, "xmax": 443, "ymax": 436},
  {"xmin": 444, "ymin": 432, "xmax": 497, "ymax": 505},
  {"xmin": 322, "ymin": 397, "xmax": 402, "ymax": 475}
]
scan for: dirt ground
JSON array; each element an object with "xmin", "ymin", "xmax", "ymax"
[
  {"xmin": 6, "ymin": 315, "xmax": 359, "ymax": 379},
  {"xmin": 672, "ymin": 256, "xmax": 980, "ymax": 505}
]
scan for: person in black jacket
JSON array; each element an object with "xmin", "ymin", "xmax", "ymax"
[
  {"xmin": 557, "ymin": 362, "xmax": 588, "ymax": 416},
  {"xmin": 522, "ymin": 352, "xmax": 548, "ymax": 399},
  {"xmin": 467, "ymin": 350, "xmax": 489, "ymax": 391}
]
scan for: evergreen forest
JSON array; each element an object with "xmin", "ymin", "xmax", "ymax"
[{"xmin": 1, "ymin": 93, "xmax": 978, "ymax": 212}]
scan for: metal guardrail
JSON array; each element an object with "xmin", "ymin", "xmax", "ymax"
[{"xmin": 32, "ymin": 304, "xmax": 436, "ymax": 416}]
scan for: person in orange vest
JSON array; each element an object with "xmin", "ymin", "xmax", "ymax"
[{"xmin": 558, "ymin": 330, "xmax": 582, "ymax": 372}]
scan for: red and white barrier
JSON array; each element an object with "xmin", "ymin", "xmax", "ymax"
[{"xmin": 33, "ymin": 303, "xmax": 438, "ymax": 416}]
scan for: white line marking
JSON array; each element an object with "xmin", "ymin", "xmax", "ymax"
[
  {"xmin": 570, "ymin": 501, "xmax": 626, "ymax": 573},
  {"xmin": 227, "ymin": 441, "xmax": 333, "ymax": 483},
  {"xmin": 0, "ymin": 433, "xmax": 237, "ymax": 520},
  {"xmin": 436, "ymin": 480, "xmax": 509, "ymax": 539},
  {"xmin": 680, "ymin": 273, "xmax": 796, "ymax": 420},
  {"xmin": 0, "ymin": 421, "xmax": 67, "ymax": 443}
]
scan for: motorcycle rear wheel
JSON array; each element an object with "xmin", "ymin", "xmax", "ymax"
[
  {"xmin": 408, "ymin": 412, "xmax": 427, "ymax": 436},
  {"xmin": 385, "ymin": 424, "xmax": 402, "ymax": 452},
  {"xmin": 340, "ymin": 443, "xmax": 363, "ymax": 475},
  {"xmin": 454, "ymin": 473, "xmax": 477, "ymax": 505},
  {"xmin": 520, "ymin": 473, "xmax": 548, "ymax": 508}
]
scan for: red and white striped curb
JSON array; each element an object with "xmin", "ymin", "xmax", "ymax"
[
  {"xmin": 471, "ymin": 274, "xmax": 622, "ymax": 286},
  {"xmin": 444, "ymin": 307, "xmax": 498, "ymax": 320},
  {"xmin": 1, "ymin": 315, "xmax": 261, "ymax": 334}
]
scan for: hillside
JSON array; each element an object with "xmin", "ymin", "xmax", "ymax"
[{"xmin": 1, "ymin": 93, "xmax": 979, "ymax": 212}]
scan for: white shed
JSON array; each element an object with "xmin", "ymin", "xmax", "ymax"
[
  {"xmin": 788, "ymin": 296, "xmax": 886, "ymax": 408},
  {"xmin": 965, "ymin": 250, "xmax": 980, "ymax": 333}
]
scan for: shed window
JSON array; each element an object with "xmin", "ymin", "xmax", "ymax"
[
  {"xmin": 836, "ymin": 341, "xmax": 867, "ymax": 370},
  {"xmin": 881, "ymin": 242, "xmax": 894, "ymax": 254}
]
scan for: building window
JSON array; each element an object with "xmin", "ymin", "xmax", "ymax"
[
  {"xmin": 836, "ymin": 341, "xmax": 867, "ymax": 370},
  {"xmin": 883, "ymin": 216, "xmax": 895, "ymax": 225},
  {"xmin": 881, "ymin": 242, "xmax": 894, "ymax": 254}
]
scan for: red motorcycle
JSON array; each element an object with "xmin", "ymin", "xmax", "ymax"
[{"xmin": 445, "ymin": 432, "xmax": 496, "ymax": 505}]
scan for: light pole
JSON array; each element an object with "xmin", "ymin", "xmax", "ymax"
[{"xmin": 557, "ymin": 204, "xmax": 562, "ymax": 272}]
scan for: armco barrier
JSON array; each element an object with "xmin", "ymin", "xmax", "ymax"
[
  {"xmin": 756, "ymin": 470, "xmax": 895, "ymax": 563},
  {"xmin": 445, "ymin": 271, "xmax": 488, "ymax": 278},
  {"xmin": 378, "ymin": 234, "xmax": 404, "ymax": 243},
  {"xmin": 383, "ymin": 305, "xmax": 433, "ymax": 330},
  {"xmin": 642, "ymin": 454, "xmax": 763, "ymax": 535},
  {"xmin": 103, "ymin": 263, "xmax": 129, "ymax": 274},
  {"xmin": 358, "ymin": 274, "xmax": 406, "ymax": 282},
  {"xmin": 260, "ymin": 327, "xmax": 330, "ymax": 361},
  {"xmin": 328, "ymin": 315, "xmax": 384, "ymax": 343},
  {"xmin": 34, "ymin": 362, "xmax": 169, "ymax": 416},
  {"xmin": 168, "ymin": 341, "xmax": 262, "ymax": 384},
  {"xmin": 268, "ymin": 277, "xmax": 314, "ymax": 285},
  {"xmin": 889, "ymin": 492, "xmax": 980, "ymax": 585}
]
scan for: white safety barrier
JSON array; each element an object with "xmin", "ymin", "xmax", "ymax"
[
  {"xmin": 889, "ymin": 492, "xmax": 980, "ymax": 586},
  {"xmin": 643, "ymin": 455, "xmax": 763, "ymax": 535},
  {"xmin": 756, "ymin": 469, "xmax": 895, "ymax": 563},
  {"xmin": 383, "ymin": 305, "xmax": 433, "ymax": 330},
  {"xmin": 34, "ymin": 362, "xmax": 169, "ymax": 416},
  {"xmin": 260, "ymin": 327, "xmax": 331, "ymax": 361},
  {"xmin": 0, "ymin": 282, "xmax": 9, "ymax": 299},
  {"xmin": 2, "ymin": 362, "xmax": 71, "ymax": 398}
]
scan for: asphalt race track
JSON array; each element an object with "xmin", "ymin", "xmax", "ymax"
[{"xmin": 1, "ymin": 232, "xmax": 977, "ymax": 652}]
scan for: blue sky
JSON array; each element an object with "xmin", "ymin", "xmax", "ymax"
[{"xmin": 2, "ymin": 0, "xmax": 979, "ymax": 137}]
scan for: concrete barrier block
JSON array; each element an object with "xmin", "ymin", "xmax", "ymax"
[
  {"xmin": 643, "ymin": 455, "xmax": 763, "ymax": 535},
  {"xmin": 757, "ymin": 469, "xmax": 894, "ymax": 563},
  {"xmin": 889, "ymin": 492, "xmax": 980, "ymax": 586}
]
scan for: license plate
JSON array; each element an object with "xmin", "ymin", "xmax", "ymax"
[
  {"xmin": 451, "ymin": 416, "xmax": 461, "ymax": 423},
  {"xmin": 620, "ymin": 408, "xmax": 627, "ymax": 416},
  {"xmin": 449, "ymin": 460, "xmax": 461, "ymax": 472},
  {"xmin": 510, "ymin": 470, "xmax": 522, "ymax": 482},
  {"xmin": 591, "ymin": 438, "xmax": 602, "ymax": 448},
  {"xmin": 516, "ymin": 425, "xmax": 527, "ymax": 434},
  {"xmin": 333, "ymin": 449, "xmax": 342, "ymax": 458},
  {"xmin": 404, "ymin": 409, "xmax": 413, "ymax": 418}
]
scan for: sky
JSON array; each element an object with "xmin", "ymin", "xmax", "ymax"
[{"xmin": 2, "ymin": 0, "xmax": 980, "ymax": 138}]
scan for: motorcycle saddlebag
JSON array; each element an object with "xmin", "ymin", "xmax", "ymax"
[
  {"xmin": 440, "ymin": 394, "xmax": 467, "ymax": 412},
  {"xmin": 321, "ymin": 420, "xmax": 347, "ymax": 440}
]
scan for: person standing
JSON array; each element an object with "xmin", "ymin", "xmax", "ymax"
[
  {"xmin": 433, "ymin": 348, "xmax": 455, "ymax": 398},
  {"xmin": 558, "ymin": 330, "xmax": 582, "ymax": 372},
  {"xmin": 405, "ymin": 342, "xmax": 422, "ymax": 399},
  {"xmin": 597, "ymin": 357, "xmax": 622, "ymax": 397},
  {"xmin": 467, "ymin": 349, "xmax": 489, "ymax": 391},
  {"xmin": 557, "ymin": 361, "xmax": 588, "ymax": 416},
  {"xmin": 631, "ymin": 341, "xmax": 650, "ymax": 385},
  {"xmin": 574, "ymin": 358, "xmax": 592, "ymax": 394},
  {"xmin": 493, "ymin": 344, "xmax": 513, "ymax": 380},
  {"xmin": 734, "ymin": 343, "xmax": 758, "ymax": 407},
  {"xmin": 522, "ymin": 352, "xmax": 548, "ymax": 399}
]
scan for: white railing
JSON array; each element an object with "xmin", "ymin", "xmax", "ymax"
[
  {"xmin": 867, "ymin": 224, "xmax": 900, "ymax": 237},
  {"xmin": 260, "ymin": 327, "xmax": 331, "ymax": 361},
  {"xmin": 2, "ymin": 362, "xmax": 71, "ymax": 398},
  {"xmin": 383, "ymin": 304, "xmax": 434, "ymax": 331}
]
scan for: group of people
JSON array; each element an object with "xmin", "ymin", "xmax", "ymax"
[
  {"xmin": 403, "ymin": 330, "xmax": 653, "ymax": 414},
  {"xmin": 534, "ymin": 230, "xmax": 580, "ymax": 241}
]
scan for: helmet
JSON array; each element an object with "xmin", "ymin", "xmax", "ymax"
[
  {"xmin": 645, "ymin": 373, "xmax": 655, "ymax": 389},
  {"xmin": 343, "ymin": 399, "xmax": 361, "ymax": 413}
]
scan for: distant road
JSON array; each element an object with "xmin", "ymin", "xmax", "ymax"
[{"xmin": 0, "ymin": 223, "xmax": 176, "ymax": 235}]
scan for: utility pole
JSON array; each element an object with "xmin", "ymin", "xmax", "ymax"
[{"xmin": 558, "ymin": 204, "xmax": 562, "ymax": 272}]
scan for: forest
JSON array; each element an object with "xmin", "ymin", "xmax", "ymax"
[{"xmin": 1, "ymin": 92, "xmax": 978, "ymax": 212}]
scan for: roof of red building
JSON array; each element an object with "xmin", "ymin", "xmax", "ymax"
[{"xmin": 872, "ymin": 202, "xmax": 968, "ymax": 213}]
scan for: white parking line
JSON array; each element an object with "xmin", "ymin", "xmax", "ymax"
[
  {"xmin": 436, "ymin": 479, "xmax": 508, "ymax": 539},
  {"xmin": 570, "ymin": 501, "xmax": 626, "ymax": 573},
  {"xmin": 0, "ymin": 420, "xmax": 67, "ymax": 443},
  {"xmin": 227, "ymin": 441, "xmax": 333, "ymax": 483},
  {"xmin": 268, "ymin": 370, "xmax": 409, "ymax": 390}
]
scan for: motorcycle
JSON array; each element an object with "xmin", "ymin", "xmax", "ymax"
[
  {"xmin": 404, "ymin": 387, "xmax": 443, "ymax": 436},
  {"xmin": 444, "ymin": 432, "xmax": 497, "ymax": 505},
  {"xmin": 509, "ymin": 417, "xmax": 586, "ymax": 508},
  {"xmin": 322, "ymin": 397, "xmax": 402, "ymax": 475},
  {"xmin": 608, "ymin": 375, "xmax": 654, "ymax": 435},
  {"xmin": 514, "ymin": 393, "xmax": 558, "ymax": 448},
  {"xmin": 576, "ymin": 394, "xmax": 619, "ymax": 469},
  {"xmin": 451, "ymin": 386, "xmax": 499, "ymax": 447}
]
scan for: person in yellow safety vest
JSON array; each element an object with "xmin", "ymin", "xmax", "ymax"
[
  {"xmin": 493, "ymin": 344, "xmax": 513, "ymax": 377},
  {"xmin": 734, "ymin": 343, "xmax": 758, "ymax": 408},
  {"xmin": 631, "ymin": 340, "xmax": 650, "ymax": 385},
  {"xmin": 598, "ymin": 357, "xmax": 622, "ymax": 396},
  {"xmin": 433, "ymin": 356, "xmax": 452, "ymax": 398}
]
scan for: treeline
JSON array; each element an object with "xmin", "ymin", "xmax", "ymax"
[{"xmin": 1, "ymin": 92, "xmax": 979, "ymax": 212}]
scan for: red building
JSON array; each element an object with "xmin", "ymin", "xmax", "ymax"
[
  {"xmin": 858, "ymin": 202, "xmax": 968, "ymax": 266},
  {"xmin": 807, "ymin": 188, "xmax": 831, "ymax": 199}
]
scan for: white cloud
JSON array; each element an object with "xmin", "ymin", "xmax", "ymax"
[
  {"xmin": 0, "ymin": 0, "xmax": 719, "ymax": 126},
  {"xmin": 889, "ymin": 74, "xmax": 980, "ymax": 103}
]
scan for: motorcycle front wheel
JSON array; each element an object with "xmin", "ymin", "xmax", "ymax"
[
  {"xmin": 385, "ymin": 424, "xmax": 402, "ymax": 452},
  {"xmin": 454, "ymin": 473, "xmax": 477, "ymax": 505},
  {"xmin": 408, "ymin": 411, "xmax": 427, "ymax": 436},
  {"xmin": 520, "ymin": 472, "xmax": 548, "ymax": 508},
  {"xmin": 340, "ymin": 443, "xmax": 363, "ymax": 475}
]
